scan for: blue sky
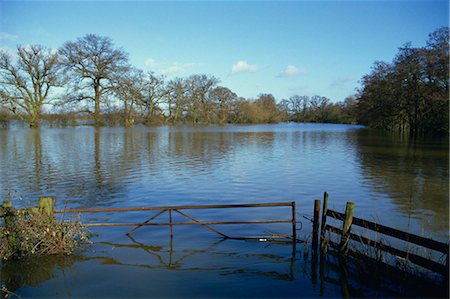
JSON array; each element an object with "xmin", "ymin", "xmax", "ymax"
[{"xmin": 0, "ymin": 0, "xmax": 448, "ymax": 102}]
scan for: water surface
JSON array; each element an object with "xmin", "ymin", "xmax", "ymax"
[{"xmin": 0, "ymin": 123, "xmax": 448, "ymax": 297}]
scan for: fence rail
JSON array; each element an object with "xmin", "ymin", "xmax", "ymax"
[
  {"xmin": 317, "ymin": 192, "xmax": 449, "ymax": 277},
  {"xmin": 54, "ymin": 201, "xmax": 297, "ymax": 241},
  {"xmin": 54, "ymin": 202, "xmax": 294, "ymax": 214},
  {"xmin": 324, "ymin": 224, "xmax": 447, "ymax": 274},
  {"xmin": 326, "ymin": 209, "xmax": 447, "ymax": 254}
]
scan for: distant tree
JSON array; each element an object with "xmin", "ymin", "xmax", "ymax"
[
  {"xmin": 209, "ymin": 86, "xmax": 238, "ymax": 123},
  {"xmin": 309, "ymin": 95, "xmax": 331, "ymax": 122},
  {"xmin": 0, "ymin": 45, "xmax": 61, "ymax": 127},
  {"xmin": 277, "ymin": 99, "xmax": 290, "ymax": 121},
  {"xmin": 340, "ymin": 96, "xmax": 358, "ymax": 124},
  {"xmin": 356, "ymin": 27, "xmax": 449, "ymax": 135},
  {"xmin": 111, "ymin": 68, "xmax": 146, "ymax": 127},
  {"xmin": 254, "ymin": 93, "xmax": 281, "ymax": 123},
  {"xmin": 288, "ymin": 95, "xmax": 309, "ymax": 122},
  {"xmin": 165, "ymin": 78, "xmax": 188, "ymax": 124},
  {"xmin": 139, "ymin": 72, "xmax": 167, "ymax": 122},
  {"xmin": 356, "ymin": 61, "xmax": 400, "ymax": 129},
  {"xmin": 421, "ymin": 27, "xmax": 449, "ymax": 133},
  {"xmin": 59, "ymin": 34, "xmax": 129, "ymax": 125},
  {"xmin": 230, "ymin": 98, "xmax": 257, "ymax": 124},
  {"xmin": 184, "ymin": 74, "xmax": 219, "ymax": 123}
]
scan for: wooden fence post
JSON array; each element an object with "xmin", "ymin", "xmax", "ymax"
[
  {"xmin": 1, "ymin": 199, "xmax": 12, "ymax": 211},
  {"xmin": 1, "ymin": 200, "xmax": 15, "ymax": 243},
  {"xmin": 39, "ymin": 197, "xmax": 54, "ymax": 217},
  {"xmin": 320, "ymin": 192, "xmax": 329, "ymax": 251},
  {"xmin": 312, "ymin": 199, "xmax": 321, "ymax": 255},
  {"xmin": 1, "ymin": 199, "xmax": 13, "ymax": 222},
  {"xmin": 339, "ymin": 201, "xmax": 354, "ymax": 255},
  {"xmin": 169, "ymin": 209, "xmax": 173, "ymax": 238},
  {"xmin": 291, "ymin": 201, "xmax": 297, "ymax": 243}
]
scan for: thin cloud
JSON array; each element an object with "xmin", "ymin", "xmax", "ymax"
[
  {"xmin": 160, "ymin": 61, "xmax": 196, "ymax": 75},
  {"xmin": 331, "ymin": 77, "xmax": 354, "ymax": 87},
  {"xmin": 231, "ymin": 60, "xmax": 258, "ymax": 74},
  {"xmin": 145, "ymin": 58, "xmax": 157, "ymax": 68},
  {"xmin": 278, "ymin": 65, "xmax": 308, "ymax": 78},
  {"xmin": 0, "ymin": 32, "xmax": 18, "ymax": 41}
]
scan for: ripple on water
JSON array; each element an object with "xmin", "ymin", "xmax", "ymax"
[{"xmin": 0, "ymin": 124, "xmax": 448, "ymax": 241}]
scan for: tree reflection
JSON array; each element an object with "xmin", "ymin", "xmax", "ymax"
[
  {"xmin": 0, "ymin": 254, "xmax": 87, "ymax": 294},
  {"xmin": 92, "ymin": 235, "xmax": 298, "ymax": 281},
  {"xmin": 354, "ymin": 129, "xmax": 449, "ymax": 238},
  {"xmin": 1, "ymin": 237, "xmax": 442, "ymax": 297}
]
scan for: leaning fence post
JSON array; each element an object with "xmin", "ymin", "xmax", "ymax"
[
  {"xmin": 312, "ymin": 199, "xmax": 321, "ymax": 255},
  {"xmin": 39, "ymin": 197, "xmax": 54, "ymax": 217},
  {"xmin": 339, "ymin": 201, "xmax": 354, "ymax": 255},
  {"xmin": 320, "ymin": 192, "xmax": 329, "ymax": 251}
]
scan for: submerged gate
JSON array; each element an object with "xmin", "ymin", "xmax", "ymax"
[{"xmin": 54, "ymin": 201, "xmax": 297, "ymax": 242}]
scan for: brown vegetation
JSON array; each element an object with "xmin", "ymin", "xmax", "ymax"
[
  {"xmin": 0, "ymin": 204, "xmax": 90, "ymax": 260},
  {"xmin": 0, "ymin": 28, "xmax": 448, "ymax": 135}
]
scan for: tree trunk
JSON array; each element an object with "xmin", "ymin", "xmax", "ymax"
[{"xmin": 94, "ymin": 82, "xmax": 102, "ymax": 125}]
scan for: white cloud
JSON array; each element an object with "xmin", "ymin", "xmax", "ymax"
[
  {"xmin": 145, "ymin": 58, "xmax": 157, "ymax": 68},
  {"xmin": 0, "ymin": 32, "xmax": 18, "ymax": 41},
  {"xmin": 278, "ymin": 65, "xmax": 307, "ymax": 77},
  {"xmin": 231, "ymin": 60, "xmax": 258, "ymax": 74},
  {"xmin": 160, "ymin": 61, "xmax": 196, "ymax": 75}
]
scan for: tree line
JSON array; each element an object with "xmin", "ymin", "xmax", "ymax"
[
  {"xmin": 356, "ymin": 27, "xmax": 449, "ymax": 136},
  {"xmin": 0, "ymin": 28, "xmax": 448, "ymax": 135},
  {"xmin": 0, "ymin": 33, "xmax": 356, "ymax": 128}
]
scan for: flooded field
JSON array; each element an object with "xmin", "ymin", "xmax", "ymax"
[{"xmin": 0, "ymin": 123, "xmax": 448, "ymax": 297}]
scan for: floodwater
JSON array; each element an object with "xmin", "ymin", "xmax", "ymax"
[{"xmin": 0, "ymin": 123, "xmax": 448, "ymax": 297}]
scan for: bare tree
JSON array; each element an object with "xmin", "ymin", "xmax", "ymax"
[
  {"xmin": 111, "ymin": 68, "xmax": 146, "ymax": 127},
  {"xmin": 288, "ymin": 95, "xmax": 310, "ymax": 122},
  {"xmin": 165, "ymin": 78, "xmax": 188, "ymax": 124},
  {"xmin": 209, "ymin": 86, "xmax": 237, "ymax": 123},
  {"xmin": 139, "ymin": 72, "xmax": 167, "ymax": 120},
  {"xmin": 0, "ymin": 45, "xmax": 60, "ymax": 127},
  {"xmin": 185, "ymin": 74, "xmax": 219, "ymax": 123},
  {"xmin": 59, "ymin": 34, "xmax": 129, "ymax": 125}
]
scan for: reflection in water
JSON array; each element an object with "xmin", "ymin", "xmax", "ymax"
[
  {"xmin": 0, "ymin": 254, "xmax": 87, "ymax": 293},
  {"xmin": 94, "ymin": 236, "xmax": 297, "ymax": 281},
  {"xmin": 2, "ymin": 237, "xmax": 303, "ymax": 297},
  {"xmin": 354, "ymin": 130, "xmax": 449, "ymax": 237},
  {"xmin": 0, "ymin": 124, "xmax": 448, "ymax": 237},
  {"xmin": 2, "ymin": 237, "xmax": 444, "ymax": 298}
]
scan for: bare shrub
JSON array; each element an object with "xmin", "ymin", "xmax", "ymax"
[{"xmin": 0, "ymin": 208, "xmax": 90, "ymax": 260}]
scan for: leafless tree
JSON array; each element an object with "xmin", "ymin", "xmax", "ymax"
[
  {"xmin": 185, "ymin": 74, "xmax": 219, "ymax": 123},
  {"xmin": 209, "ymin": 86, "xmax": 238, "ymax": 123},
  {"xmin": 0, "ymin": 45, "xmax": 60, "ymax": 127},
  {"xmin": 111, "ymin": 68, "xmax": 146, "ymax": 127},
  {"xmin": 59, "ymin": 34, "xmax": 129, "ymax": 125},
  {"xmin": 164, "ymin": 78, "xmax": 188, "ymax": 124},
  {"xmin": 139, "ymin": 72, "xmax": 167, "ymax": 120}
]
